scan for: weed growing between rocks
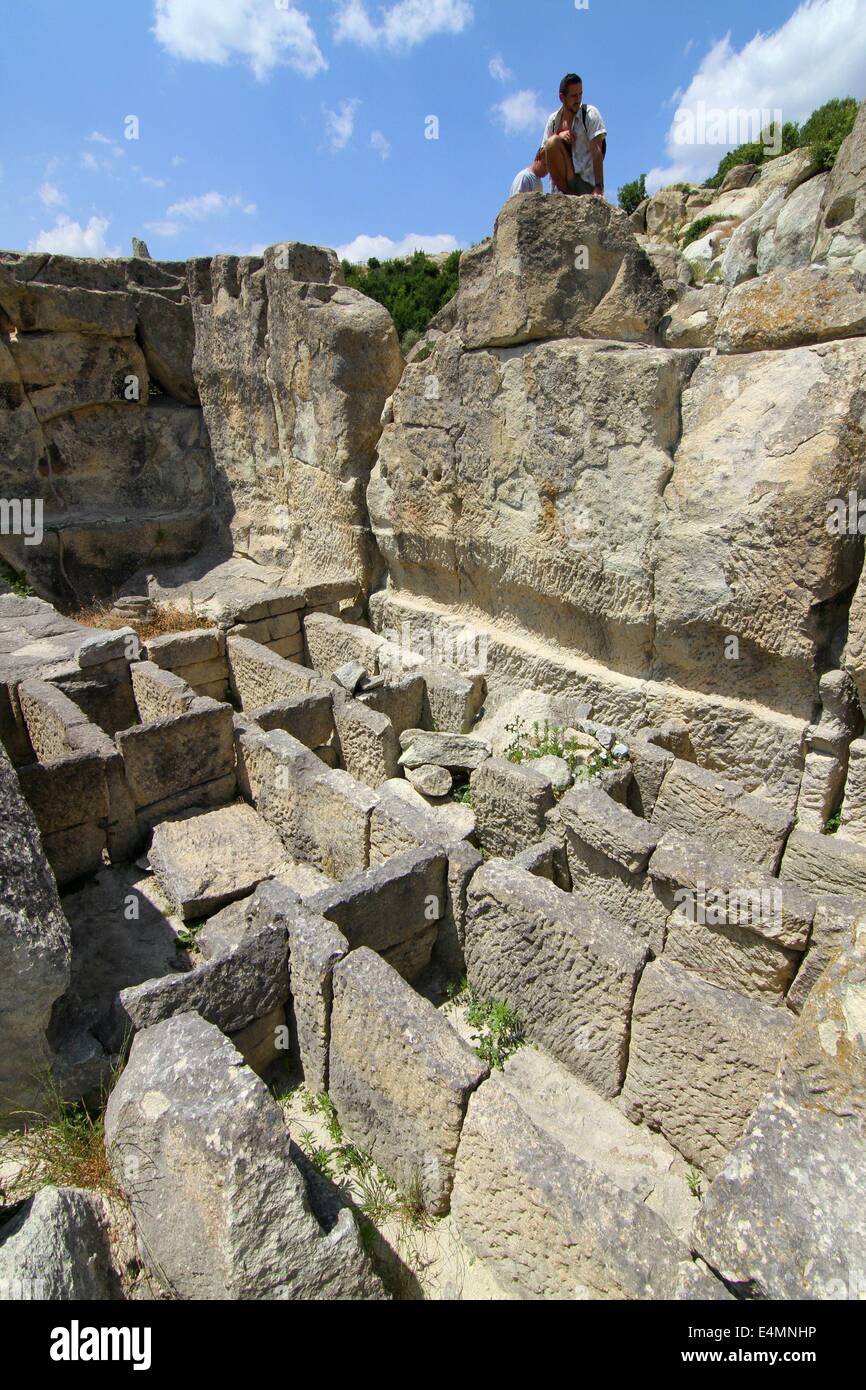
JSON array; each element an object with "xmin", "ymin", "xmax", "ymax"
[
  {"xmin": 503, "ymin": 716, "xmax": 621, "ymax": 788},
  {"xmin": 445, "ymin": 980, "xmax": 525, "ymax": 1070},
  {"xmin": 0, "ymin": 1077, "xmax": 117, "ymax": 1208},
  {"xmin": 282, "ymin": 1087, "xmax": 434, "ymax": 1232}
]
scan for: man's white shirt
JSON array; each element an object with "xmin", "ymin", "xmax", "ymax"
[
  {"xmin": 509, "ymin": 167, "xmax": 543, "ymax": 196},
  {"xmin": 542, "ymin": 104, "xmax": 606, "ymax": 185}
]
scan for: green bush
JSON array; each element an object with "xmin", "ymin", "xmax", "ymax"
[
  {"xmin": 680, "ymin": 214, "xmax": 728, "ymax": 249},
  {"xmin": 341, "ymin": 248, "xmax": 461, "ymax": 339},
  {"xmin": 800, "ymin": 96, "xmax": 859, "ymax": 171},
  {"xmin": 618, "ymin": 173, "xmax": 647, "ymax": 215},
  {"xmin": 702, "ymin": 98, "xmax": 858, "ymax": 189}
]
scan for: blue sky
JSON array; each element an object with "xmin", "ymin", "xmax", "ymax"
[{"xmin": 1, "ymin": 0, "xmax": 865, "ymax": 263}]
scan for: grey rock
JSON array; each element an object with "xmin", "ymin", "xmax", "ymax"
[
  {"xmin": 332, "ymin": 660, "xmax": 367, "ymax": 693},
  {"xmin": 104, "ymin": 1013, "xmax": 384, "ymax": 1299},
  {"xmin": 398, "ymin": 731, "xmax": 491, "ymax": 771},
  {"xmin": 0, "ymin": 1186, "xmax": 123, "ymax": 1300},
  {"xmin": 406, "ymin": 763, "xmax": 452, "ymax": 797},
  {"xmin": 465, "ymin": 861, "xmax": 647, "ymax": 1098}
]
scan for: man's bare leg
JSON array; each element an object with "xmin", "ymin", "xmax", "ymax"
[{"xmin": 545, "ymin": 136, "xmax": 573, "ymax": 193}]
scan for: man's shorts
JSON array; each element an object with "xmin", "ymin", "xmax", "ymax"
[{"xmin": 566, "ymin": 172, "xmax": 597, "ymax": 195}]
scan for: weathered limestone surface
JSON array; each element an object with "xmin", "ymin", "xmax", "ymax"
[
  {"xmin": 787, "ymin": 893, "xmax": 866, "ymax": 1013},
  {"xmin": 693, "ymin": 918, "xmax": 866, "ymax": 1298},
  {"xmin": 620, "ymin": 959, "xmax": 793, "ymax": 1176},
  {"xmin": 812, "ymin": 97, "xmax": 866, "ymax": 268},
  {"xmin": 781, "ymin": 827, "xmax": 866, "ymax": 896},
  {"xmin": 188, "ymin": 245, "xmax": 402, "ymax": 588},
  {"xmin": 465, "ymin": 861, "xmax": 647, "ymax": 1097},
  {"xmin": 451, "ymin": 1075, "xmax": 719, "ymax": 1300},
  {"xmin": 329, "ymin": 948, "xmax": 488, "ymax": 1214},
  {"xmin": 0, "ymin": 745, "xmax": 71, "ymax": 1124},
  {"xmin": 456, "ymin": 196, "xmax": 670, "ymax": 349},
  {"xmin": 653, "ymin": 340, "xmax": 866, "ymax": 719},
  {"xmin": 651, "ymin": 758, "xmax": 792, "ymax": 872},
  {"xmin": 106, "ymin": 918, "xmax": 289, "ymax": 1048},
  {"xmin": 470, "ymin": 756, "xmax": 555, "ymax": 858},
  {"xmin": 716, "ymin": 266, "xmax": 866, "ymax": 352},
  {"xmin": 148, "ymin": 803, "xmax": 287, "ymax": 918},
  {"xmin": 309, "ymin": 846, "xmax": 445, "ymax": 982},
  {"xmin": 0, "ymin": 255, "xmax": 214, "ymax": 597},
  {"xmin": 104, "ymin": 1013, "xmax": 384, "ymax": 1299}
]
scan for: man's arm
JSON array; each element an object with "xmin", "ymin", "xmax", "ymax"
[{"xmin": 589, "ymin": 135, "xmax": 605, "ymax": 194}]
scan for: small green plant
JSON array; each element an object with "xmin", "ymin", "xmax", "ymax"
[
  {"xmin": 617, "ymin": 173, "xmax": 647, "ymax": 215},
  {"xmin": 686, "ymin": 1167, "xmax": 704, "ymax": 1202},
  {"xmin": 298, "ymin": 1128, "xmax": 335, "ymax": 1178},
  {"xmin": 0, "ymin": 557, "xmax": 33, "ymax": 597},
  {"xmin": 503, "ymin": 716, "xmax": 619, "ymax": 786},
  {"xmin": 451, "ymin": 780, "xmax": 473, "ymax": 806},
  {"xmin": 176, "ymin": 919, "xmax": 204, "ymax": 949},
  {"xmin": 824, "ymin": 807, "xmax": 842, "ymax": 836},
  {"xmin": 450, "ymin": 980, "xmax": 525, "ymax": 1070},
  {"xmin": 680, "ymin": 215, "xmax": 728, "ymax": 250},
  {"xmin": 0, "ymin": 1079, "xmax": 117, "ymax": 1204}
]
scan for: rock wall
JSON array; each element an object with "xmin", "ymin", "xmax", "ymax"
[
  {"xmin": 367, "ymin": 103, "xmax": 866, "ymax": 806},
  {"xmin": 187, "ymin": 243, "xmax": 402, "ymax": 588},
  {"xmin": 0, "ymin": 243, "xmax": 402, "ymax": 601},
  {"xmin": 0, "ymin": 252, "xmax": 213, "ymax": 600}
]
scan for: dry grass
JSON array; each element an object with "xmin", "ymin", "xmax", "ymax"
[
  {"xmin": 0, "ymin": 1080, "xmax": 119, "ymax": 1209},
  {"xmin": 69, "ymin": 599, "xmax": 216, "ymax": 643}
]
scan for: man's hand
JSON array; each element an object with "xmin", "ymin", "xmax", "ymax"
[{"xmin": 558, "ymin": 128, "xmax": 574, "ymax": 145}]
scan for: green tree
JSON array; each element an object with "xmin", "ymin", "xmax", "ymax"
[
  {"xmin": 340, "ymin": 248, "xmax": 460, "ymax": 340},
  {"xmin": 618, "ymin": 173, "xmax": 647, "ymax": 215}
]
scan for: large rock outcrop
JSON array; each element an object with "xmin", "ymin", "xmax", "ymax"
[{"xmin": 188, "ymin": 242, "xmax": 403, "ymax": 589}]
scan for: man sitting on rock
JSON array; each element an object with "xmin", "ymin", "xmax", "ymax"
[
  {"xmin": 543, "ymin": 72, "xmax": 606, "ymax": 198},
  {"xmin": 509, "ymin": 147, "xmax": 548, "ymax": 197}
]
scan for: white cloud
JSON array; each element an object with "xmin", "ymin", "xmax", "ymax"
[
  {"xmin": 167, "ymin": 191, "xmax": 256, "ymax": 218},
  {"xmin": 152, "ymin": 0, "xmax": 326, "ymax": 81},
  {"xmin": 80, "ymin": 151, "xmax": 100, "ymax": 171},
  {"xmin": 336, "ymin": 231, "xmax": 460, "ymax": 262},
  {"xmin": 370, "ymin": 129, "xmax": 391, "ymax": 160},
  {"xmin": 28, "ymin": 215, "xmax": 119, "ymax": 257},
  {"xmin": 144, "ymin": 219, "xmax": 181, "ymax": 237},
  {"xmin": 334, "ymin": 0, "xmax": 473, "ymax": 51},
  {"xmin": 141, "ymin": 175, "xmax": 167, "ymax": 188},
  {"xmin": 488, "ymin": 53, "xmax": 511, "ymax": 82},
  {"xmin": 171, "ymin": 154, "xmax": 185, "ymax": 167},
  {"xmin": 492, "ymin": 89, "xmax": 547, "ymax": 136},
  {"xmin": 39, "ymin": 182, "xmax": 67, "ymax": 208},
  {"xmin": 324, "ymin": 99, "xmax": 362, "ymax": 152},
  {"xmin": 87, "ymin": 130, "xmax": 112, "ymax": 144},
  {"xmin": 649, "ymin": 0, "xmax": 866, "ymax": 189}
]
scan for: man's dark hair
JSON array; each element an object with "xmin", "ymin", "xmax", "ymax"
[
  {"xmin": 560, "ymin": 72, "xmax": 582, "ymax": 95},
  {"xmin": 535, "ymin": 146, "xmax": 546, "ymax": 161}
]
